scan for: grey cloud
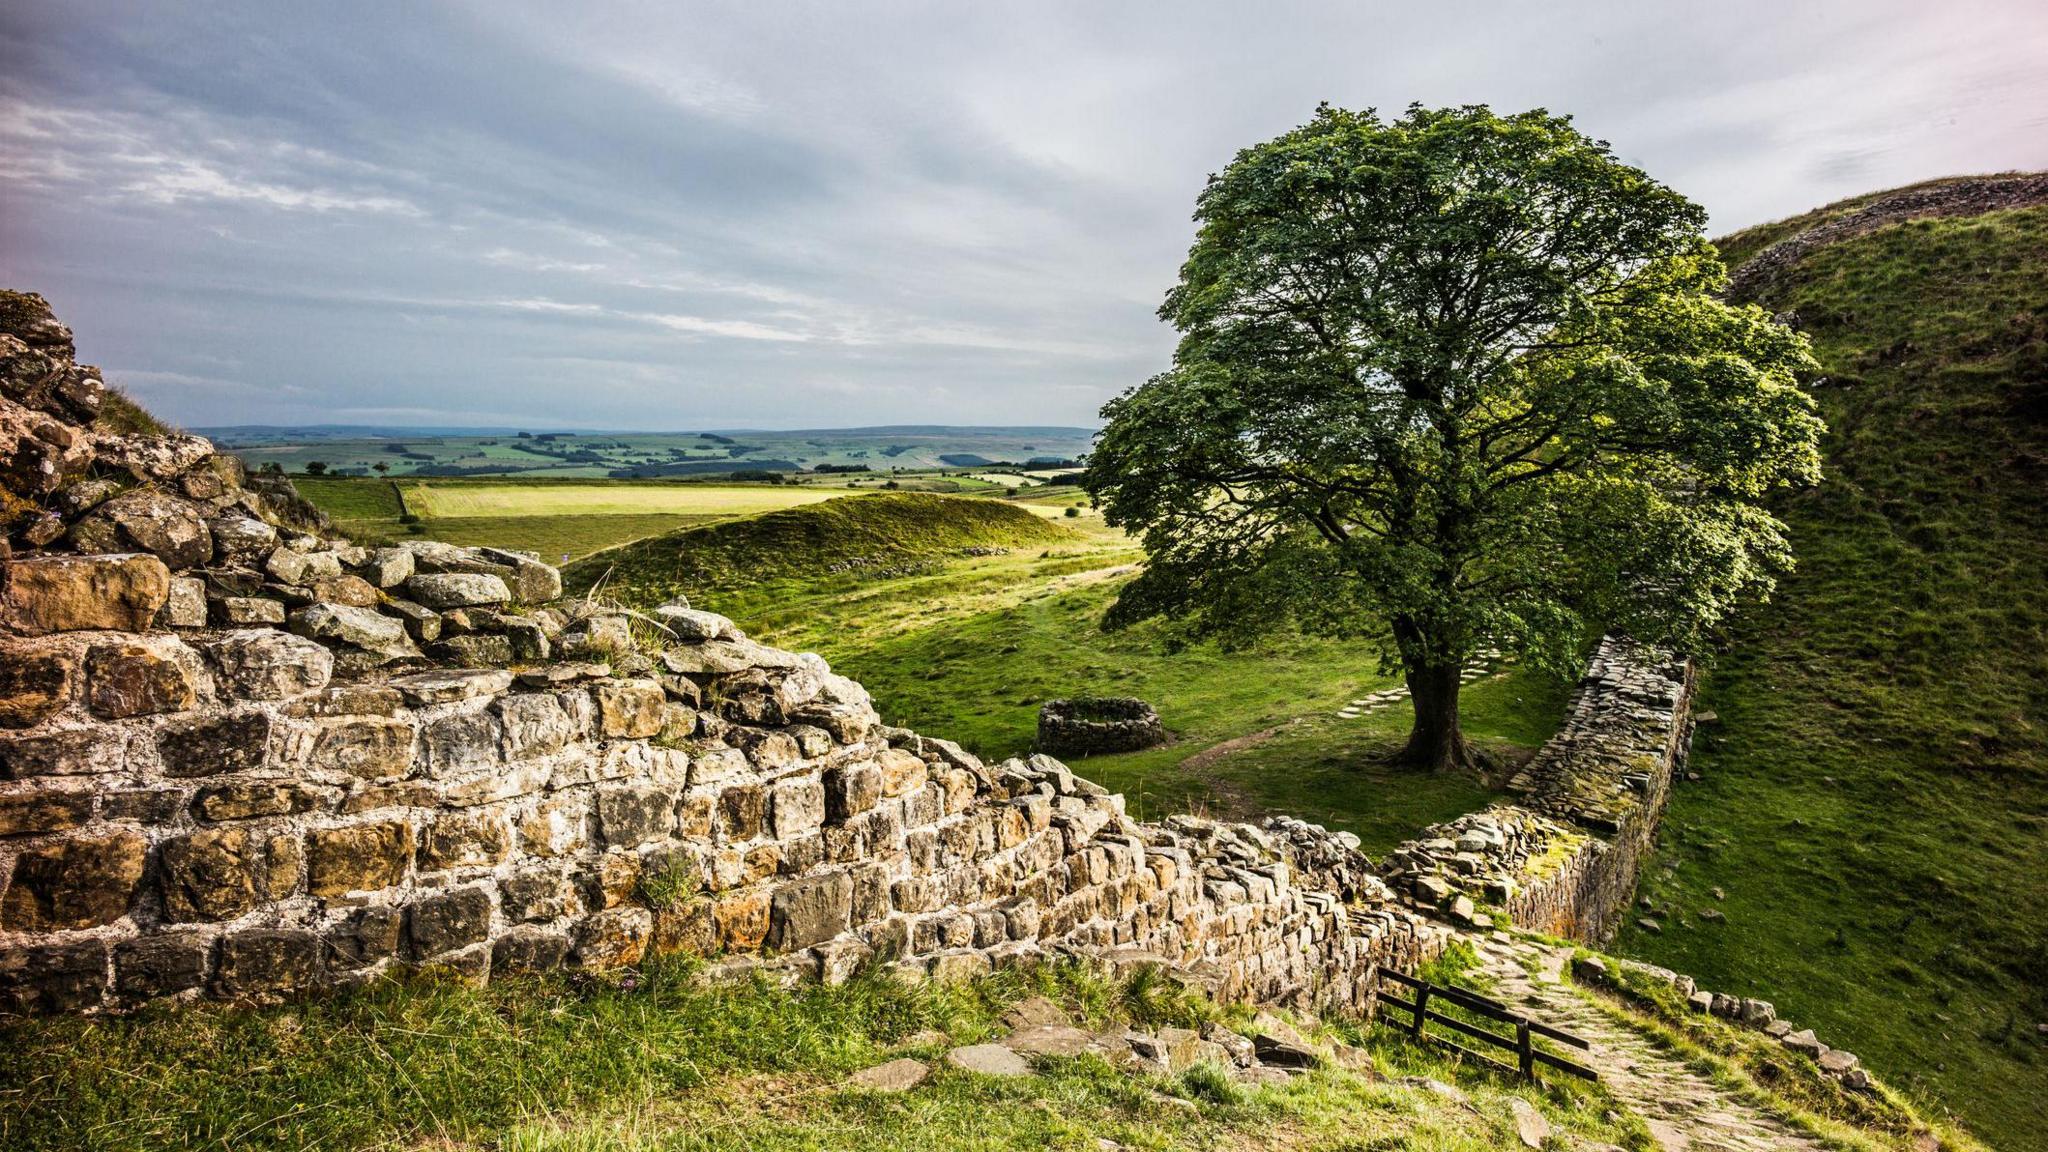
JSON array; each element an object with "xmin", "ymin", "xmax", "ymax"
[{"xmin": 2, "ymin": 0, "xmax": 2045, "ymax": 429}]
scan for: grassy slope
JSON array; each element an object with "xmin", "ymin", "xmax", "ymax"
[
  {"xmin": 0, "ymin": 947, "xmax": 1948, "ymax": 1152},
  {"xmin": 1613, "ymin": 201, "xmax": 2048, "ymax": 1147},
  {"xmin": 564, "ymin": 492, "xmax": 1080, "ymax": 606}
]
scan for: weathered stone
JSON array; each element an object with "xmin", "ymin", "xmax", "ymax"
[
  {"xmin": 193, "ymin": 781, "xmax": 323, "ymax": 821},
  {"xmin": 213, "ymin": 595, "xmax": 287, "ymax": 626},
  {"xmin": 159, "ymin": 827, "xmax": 269, "ymax": 921},
  {"xmin": 1781, "ymin": 1029, "xmax": 1827, "ymax": 1057},
  {"xmin": 945, "ymin": 1043, "xmax": 1031, "ymax": 1077},
  {"xmin": 304, "ymin": 574, "xmax": 381, "ymax": 608},
  {"xmin": 391, "ymin": 668, "xmax": 514, "ymax": 706},
  {"xmin": 825, "ymin": 763, "xmax": 881, "ymax": 822},
  {"xmin": 596, "ymin": 784, "xmax": 674, "ymax": 847},
  {"xmin": 0, "ymin": 553, "xmax": 170, "ymax": 634},
  {"xmin": 847, "ymin": 1057, "xmax": 929, "ymax": 1092},
  {"xmin": 384, "ymin": 598, "xmax": 442, "ymax": 642},
  {"xmin": 309, "ymin": 716, "xmax": 416, "ymax": 779},
  {"xmin": 113, "ymin": 933, "xmax": 210, "ymax": 1001},
  {"xmin": 713, "ymin": 889, "xmax": 770, "ymax": 951},
  {"xmin": 405, "ymin": 572, "xmax": 511, "ymax": 609},
  {"xmin": 770, "ymin": 776, "xmax": 827, "ymax": 838},
  {"xmin": 435, "ymin": 633, "xmax": 514, "ymax": 667},
  {"xmin": 265, "ymin": 547, "xmax": 344, "ymax": 586},
  {"xmin": 0, "ymin": 638, "xmax": 76, "ymax": 728},
  {"xmin": 419, "ymin": 809, "xmax": 513, "ymax": 870},
  {"xmin": 1006, "ymin": 1025, "xmax": 1096, "ymax": 1057},
  {"xmin": 0, "ymin": 939, "xmax": 108, "ymax": 1014},
  {"xmin": 208, "ymin": 515, "xmax": 277, "ymax": 563},
  {"xmin": 1509, "ymin": 1098, "xmax": 1549, "ymax": 1150},
  {"xmin": 0, "ymin": 786, "xmax": 94, "ymax": 837},
  {"xmin": 2, "ymin": 828, "xmax": 146, "ymax": 929},
  {"xmin": 356, "ymin": 547, "xmax": 414, "ymax": 588},
  {"xmin": 85, "ymin": 638, "xmax": 203, "ymax": 717},
  {"xmin": 420, "ymin": 710, "xmax": 503, "ymax": 776},
  {"xmin": 91, "ymin": 488, "xmax": 214, "ymax": 570},
  {"xmin": 653, "ymin": 606, "xmax": 737, "ymax": 642},
  {"xmin": 492, "ymin": 927, "xmax": 571, "ymax": 973},
  {"xmin": 502, "ymin": 868, "xmax": 580, "ymax": 922},
  {"xmin": 205, "ymin": 629, "xmax": 334, "ymax": 700},
  {"xmin": 321, "ymin": 907, "xmax": 402, "ymax": 969},
  {"xmin": 574, "ymin": 906, "xmax": 652, "ymax": 967},
  {"xmin": 406, "ymin": 886, "xmax": 494, "ymax": 958},
  {"xmin": 476, "ymin": 548, "xmax": 562, "ymax": 604},
  {"xmin": 214, "ymin": 930, "xmax": 320, "ymax": 997},
  {"xmin": 1818, "ymin": 1048, "xmax": 1860, "ymax": 1075},
  {"xmin": 162, "ymin": 576, "xmax": 208, "ymax": 627},
  {"xmin": 595, "ymin": 680, "xmax": 665, "ymax": 739},
  {"xmin": 307, "ymin": 821, "xmax": 414, "ymax": 897},
  {"xmin": 501, "ymin": 616, "xmax": 551, "ymax": 661},
  {"xmin": 157, "ymin": 710, "xmax": 271, "ymax": 777},
  {"xmin": 769, "ymin": 871, "xmax": 852, "ymax": 951},
  {"xmin": 290, "ymin": 601, "xmax": 420, "ymax": 663}
]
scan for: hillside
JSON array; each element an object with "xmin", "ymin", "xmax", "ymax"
[
  {"xmin": 1612, "ymin": 177, "xmax": 2048, "ymax": 1147},
  {"xmin": 564, "ymin": 492, "xmax": 1079, "ymax": 607}
]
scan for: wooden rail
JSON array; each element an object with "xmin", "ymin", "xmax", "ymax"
[{"xmin": 1378, "ymin": 969, "xmax": 1597, "ymax": 1082}]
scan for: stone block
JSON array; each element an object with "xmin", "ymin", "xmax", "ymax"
[
  {"xmin": 157, "ymin": 710, "xmax": 271, "ymax": 778},
  {"xmin": 289, "ymin": 602, "xmax": 420, "ymax": 664},
  {"xmin": 597, "ymin": 783, "xmax": 673, "ymax": 847},
  {"xmin": 502, "ymin": 868, "xmax": 580, "ymax": 922},
  {"xmin": 3, "ymin": 828, "xmax": 146, "ymax": 930},
  {"xmin": 305, "ymin": 574, "xmax": 380, "ymax": 608},
  {"xmin": 390, "ymin": 668, "xmax": 513, "ymax": 706},
  {"xmin": 713, "ymin": 889, "xmax": 770, "ymax": 951},
  {"xmin": 770, "ymin": 776, "xmax": 826, "ymax": 838},
  {"xmin": 357, "ymin": 547, "xmax": 414, "ymax": 588},
  {"xmin": 307, "ymin": 821, "xmax": 414, "ymax": 897},
  {"xmin": 212, "ymin": 596, "xmax": 286, "ymax": 626},
  {"xmin": 404, "ymin": 572, "xmax": 511, "ymax": 609},
  {"xmin": 434, "ymin": 634, "xmax": 514, "ymax": 667},
  {"xmin": 420, "ymin": 710, "xmax": 503, "ymax": 776},
  {"xmin": 193, "ymin": 781, "xmax": 323, "ymax": 821},
  {"xmin": 161, "ymin": 576, "xmax": 207, "ymax": 627},
  {"xmin": 113, "ymin": 933, "xmax": 210, "ymax": 1001},
  {"xmin": 825, "ymin": 762, "xmax": 881, "ymax": 823},
  {"xmin": 0, "ymin": 727, "xmax": 120, "ymax": 779},
  {"xmin": 419, "ymin": 809, "xmax": 513, "ymax": 870},
  {"xmin": 476, "ymin": 548, "xmax": 562, "ymax": 604},
  {"xmin": 310, "ymin": 716, "xmax": 417, "ymax": 779},
  {"xmin": 496, "ymin": 695, "xmax": 575, "ymax": 762},
  {"xmin": 516, "ymin": 793, "xmax": 587, "ymax": 857},
  {"xmin": 769, "ymin": 871, "xmax": 852, "ymax": 951},
  {"xmin": 1, "ymin": 553, "xmax": 170, "ymax": 635},
  {"xmin": 159, "ymin": 827, "xmax": 269, "ymax": 921},
  {"xmin": 0, "ymin": 638, "xmax": 77, "ymax": 728},
  {"xmin": 205, "ymin": 630, "xmax": 334, "ymax": 700},
  {"xmin": 0, "ymin": 786, "xmax": 94, "ymax": 837},
  {"xmin": 327, "ymin": 906, "xmax": 403, "ymax": 968},
  {"xmin": 878, "ymin": 749, "xmax": 927, "ymax": 797},
  {"xmin": 574, "ymin": 907, "xmax": 653, "ymax": 967},
  {"xmin": 492, "ymin": 927, "xmax": 571, "ymax": 973},
  {"xmin": 718, "ymin": 784, "xmax": 766, "ymax": 841},
  {"xmin": 208, "ymin": 515, "xmax": 277, "ymax": 563},
  {"xmin": 88, "ymin": 489, "xmax": 214, "ymax": 570},
  {"xmin": 595, "ymin": 680, "xmax": 665, "ymax": 739},
  {"xmin": 266, "ymin": 548, "xmax": 344, "ymax": 586},
  {"xmin": 85, "ymin": 638, "xmax": 202, "ymax": 717},
  {"xmin": 214, "ymin": 930, "xmax": 320, "ymax": 997},
  {"xmin": 0, "ymin": 939, "xmax": 108, "ymax": 1013},
  {"xmin": 406, "ymin": 886, "xmax": 494, "ymax": 959}
]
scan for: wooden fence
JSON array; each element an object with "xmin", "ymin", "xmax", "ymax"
[{"xmin": 1378, "ymin": 968, "xmax": 1597, "ymax": 1082}]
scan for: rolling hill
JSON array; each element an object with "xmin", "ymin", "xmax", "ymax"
[{"xmin": 1611, "ymin": 174, "xmax": 2048, "ymax": 1148}]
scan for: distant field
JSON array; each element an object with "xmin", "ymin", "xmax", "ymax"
[{"xmin": 401, "ymin": 483, "xmax": 842, "ymax": 519}]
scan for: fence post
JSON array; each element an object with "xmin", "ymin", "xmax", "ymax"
[
  {"xmin": 1516, "ymin": 1016, "xmax": 1535, "ymax": 1080},
  {"xmin": 1412, "ymin": 983, "xmax": 1431, "ymax": 1039}
]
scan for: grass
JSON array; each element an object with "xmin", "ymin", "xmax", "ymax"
[
  {"xmin": 1611, "ymin": 200, "xmax": 2048, "ymax": 1149},
  {"xmin": 0, "ymin": 957, "xmax": 1649, "ymax": 1152},
  {"xmin": 402, "ymin": 483, "xmax": 842, "ymax": 519}
]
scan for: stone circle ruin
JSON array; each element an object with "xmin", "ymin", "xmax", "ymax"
[{"xmin": 1035, "ymin": 696, "xmax": 1165, "ymax": 757}]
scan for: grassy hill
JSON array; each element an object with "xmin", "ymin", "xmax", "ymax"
[
  {"xmin": 1612, "ymin": 179, "xmax": 2048, "ymax": 1148},
  {"xmin": 564, "ymin": 492, "xmax": 1080, "ymax": 609}
]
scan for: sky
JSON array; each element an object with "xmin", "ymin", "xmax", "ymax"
[{"xmin": 4, "ymin": 2, "xmax": 2046, "ymax": 431}]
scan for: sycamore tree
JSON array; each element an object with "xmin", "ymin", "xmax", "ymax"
[{"xmin": 1083, "ymin": 104, "xmax": 1823, "ymax": 772}]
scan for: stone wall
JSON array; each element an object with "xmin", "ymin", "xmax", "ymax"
[
  {"xmin": 1376, "ymin": 636, "xmax": 1696, "ymax": 944},
  {"xmin": 0, "ymin": 293, "xmax": 1448, "ymax": 1016}
]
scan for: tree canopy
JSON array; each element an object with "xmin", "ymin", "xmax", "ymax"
[{"xmin": 1083, "ymin": 104, "xmax": 1823, "ymax": 769}]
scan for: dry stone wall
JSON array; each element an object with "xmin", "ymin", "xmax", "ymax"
[
  {"xmin": 0, "ymin": 293, "xmax": 1448, "ymax": 1016},
  {"xmin": 1376, "ymin": 636, "xmax": 1696, "ymax": 943}
]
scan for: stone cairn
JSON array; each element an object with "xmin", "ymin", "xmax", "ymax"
[
  {"xmin": 1035, "ymin": 696, "xmax": 1165, "ymax": 757},
  {"xmin": 0, "ymin": 292, "xmax": 1448, "ymax": 1015}
]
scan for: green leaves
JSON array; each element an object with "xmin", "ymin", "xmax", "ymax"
[{"xmin": 1087, "ymin": 103, "xmax": 1825, "ymax": 681}]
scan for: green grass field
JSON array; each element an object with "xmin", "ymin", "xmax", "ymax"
[
  {"xmin": 1610, "ymin": 200, "xmax": 2048, "ymax": 1148},
  {"xmin": 402, "ymin": 483, "xmax": 841, "ymax": 519}
]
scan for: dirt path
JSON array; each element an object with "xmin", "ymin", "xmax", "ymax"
[{"xmin": 1472, "ymin": 937, "xmax": 1829, "ymax": 1152}]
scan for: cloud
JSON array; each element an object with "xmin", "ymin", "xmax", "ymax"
[{"xmin": 2, "ymin": 0, "xmax": 2045, "ymax": 429}]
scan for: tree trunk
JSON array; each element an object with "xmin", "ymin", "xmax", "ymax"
[{"xmin": 1401, "ymin": 659, "xmax": 1474, "ymax": 772}]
